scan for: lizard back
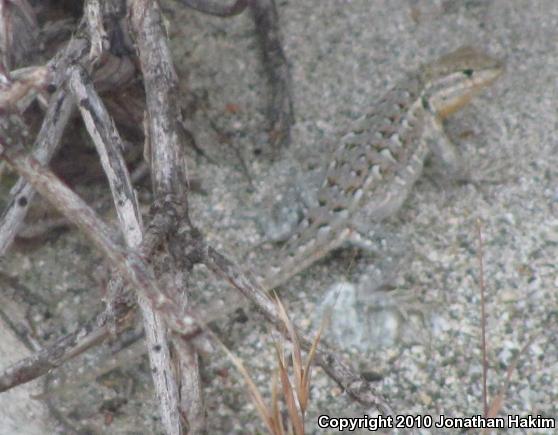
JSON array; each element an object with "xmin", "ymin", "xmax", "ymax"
[{"xmin": 263, "ymin": 76, "xmax": 427, "ymax": 288}]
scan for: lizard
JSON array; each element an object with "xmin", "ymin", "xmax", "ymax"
[{"xmin": 261, "ymin": 46, "xmax": 503, "ymax": 291}]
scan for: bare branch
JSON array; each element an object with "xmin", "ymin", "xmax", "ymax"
[
  {"xmin": 177, "ymin": 0, "xmax": 247, "ymax": 17},
  {"xmin": 129, "ymin": 1, "xmax": 205, "ymax": 432},
  {"xmin": 129, "ymin": 0, "xmax": 187, "ymax": 197},
  {"xmin": 0, "ymin": 146, "xmax": 116, "ymax": 254},
  {"xmin": 249, "ymin": 0, "xmax": 294, "ymax": 150},
  {"xmin": 0, "ymin": 0, "xmax": 38, "ymax": 70},
  {"xmin": 173, "ymin": 338, "xmax": 206, "ymax": 433},
  {"xmin": 68, "ymin": 64, "xmax": 143, "ymax": 245},
  {"xmin": 0, "ymin": 23, "xmax": 92, "ymax": 255},
  {"xmin": 0, "ymin": 66, "xmax": 51, "ymax": 113},
  {"xmin": 179, "ymin": 0, "xmax": 294, "ymax": 151},
  {"xmin": 84, "ymin": 0, "xmax": 109, "ymax": 62},
  {"xmin": 0, "ymin": 88, "xmax": 73, "ymax": 255},
  {"xmin": 0, "ymin": 302, "xmax": 134, "ymax": 393},
  {"xmin": 68, "ymin": 61, "xmax": 183, "ymax": 435},
  {"xmin": 141, "ymin": 300, "xmax": 182, "ymax": 435}
]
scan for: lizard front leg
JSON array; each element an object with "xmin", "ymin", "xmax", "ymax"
[{"xmin": 423, "ymin": 113, "xmax": 469, "ymax": 181}]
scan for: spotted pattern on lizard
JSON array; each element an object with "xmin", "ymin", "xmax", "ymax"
[{"xmin": 263, "ymin": 47, "xmax": 503, "ymax": 290}]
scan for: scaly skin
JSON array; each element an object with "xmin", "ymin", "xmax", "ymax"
[{"xmin": 263, "ymin": 46, "xmax": 503, "ymax": 290}]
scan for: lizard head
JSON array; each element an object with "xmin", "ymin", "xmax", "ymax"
[{"xmin": 419, "ymin": 46, "xmax": 503, "ymax": 119}]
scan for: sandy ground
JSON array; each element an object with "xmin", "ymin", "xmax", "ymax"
[{"xmin": 3, "ymin": 0, "xmax": 558, "ymax": 433}]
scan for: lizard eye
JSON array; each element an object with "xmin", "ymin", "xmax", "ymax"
[{"xmin": 462, "ymin": 68, "xmax": 474, "ymax": 77}]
